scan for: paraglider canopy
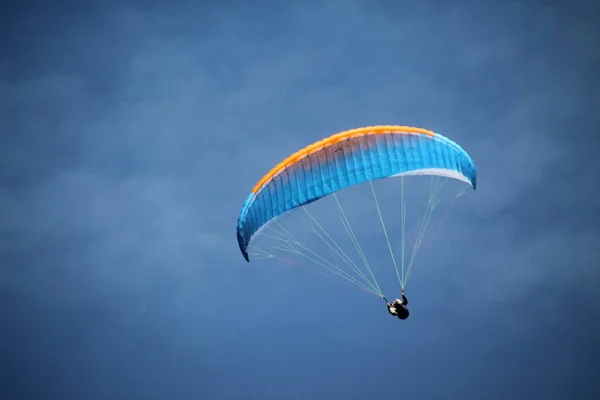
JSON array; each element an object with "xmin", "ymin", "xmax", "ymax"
[{"xmin": 237, "ymin": 125, "xmax": 476, "ymax": 263}]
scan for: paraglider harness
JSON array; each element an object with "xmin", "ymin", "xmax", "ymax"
[{"xmin": 384, "ymin": 292, "xmax": 409, "ymax": 320}]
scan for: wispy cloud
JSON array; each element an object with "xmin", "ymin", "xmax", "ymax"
[{"xmin": 2, "ymin": 0, "xmax": 599, "ymax": 399}]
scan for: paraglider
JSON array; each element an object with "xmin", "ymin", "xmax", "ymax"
[
  {"xmin": 236, "ymin": 125, "xmax": 476, "ymax": 317},
  {"xmin": 386, "ymin": 292, "xmax": 409, "ymax": 320}
]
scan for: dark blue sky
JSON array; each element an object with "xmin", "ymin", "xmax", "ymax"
[{"xmin": 2, "ymin": 1, "xmax": 599, "ymax": 399}]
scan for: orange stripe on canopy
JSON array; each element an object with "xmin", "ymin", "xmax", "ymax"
[{"xmin": 251, "ymin": 125, "xmax": 435, "ymax": 194}]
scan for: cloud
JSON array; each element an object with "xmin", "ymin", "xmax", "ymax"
[{"xmin": 2, "ymin": 0, "xmax": 599, "ymax": 399}]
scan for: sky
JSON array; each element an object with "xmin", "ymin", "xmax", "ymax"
[{"xmin": 1, "ymin": 0, "xmax": 600, "ymax": 399}]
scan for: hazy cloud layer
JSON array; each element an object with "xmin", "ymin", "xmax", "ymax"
[{"xmin": 2, "ymin": 1, "xmax": 599, "ymax": 399}]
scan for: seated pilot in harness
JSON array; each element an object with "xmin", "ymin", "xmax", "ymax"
[{"xmin": 386, "ymin": 292, "xmax": 409, "ymax": 320}]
